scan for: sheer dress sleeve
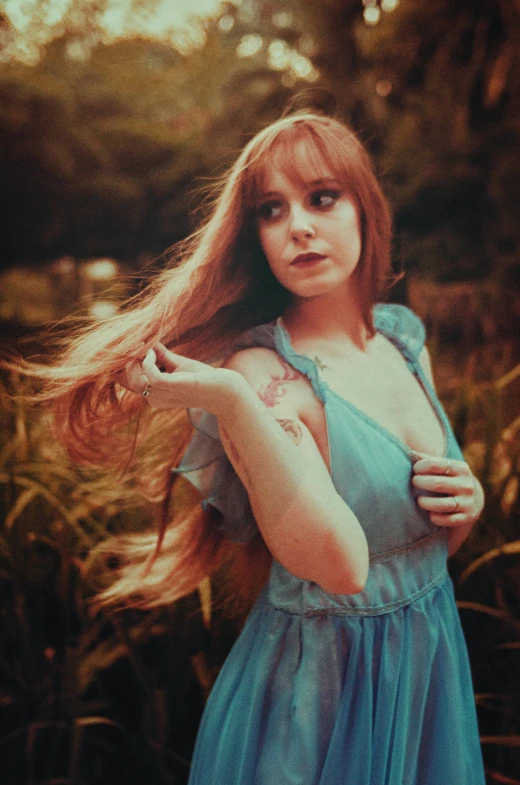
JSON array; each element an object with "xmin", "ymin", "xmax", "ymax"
[{"xmin": 171, "ymin": 407, "xmax": 259, "ymax": 543}]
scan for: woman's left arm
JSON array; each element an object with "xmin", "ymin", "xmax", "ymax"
[{"xmin": 412, "ymin": 346, "xmax": 485, "ymax": 557}]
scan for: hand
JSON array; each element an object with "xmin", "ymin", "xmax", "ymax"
[
  {"xmin": 118, "ymin": 343, "xmax": 247, "ymax": 418},
  {"xmin": 412, "ymin": 454, "xmax": 484, "ymax": 528}
]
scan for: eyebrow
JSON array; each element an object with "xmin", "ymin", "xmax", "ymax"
[{"xmin": 257, "ymin": 177, "xmax": 342, "ymax": 199}]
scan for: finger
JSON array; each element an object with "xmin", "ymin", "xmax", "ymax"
[
  {"xmin": 412, "ymin": 474, "xmax": 474, "ymax": 495},
  {"xmin": 141, "ymin": 349, "xmax": 161, "ymax": 381},
  {"xmin": 153, "ymin": 343, "xmax": 183, "ymax": 373},
  {"xmin": 120, "ymin": 360, "xmax": 147, "ymax": 391},
  {"xmin": 141, "ymin": 349, "xmax": 197, "ymax": 391},
  {"xmin": 411, "ymin": 455, "xmax": 447, "ymax": 475},
  {"xmin": 115, "ymin": 368, "xmax": 131, "ymax": 390},
  {"xmin": 416, "ymin": 494, "xmax": 470, "ymax": 514},
  {"xmin": 429, "ymin": 512, "xmax": 468, "ymax": 528},
  {"xmin": 154, "ymin": 344, "xmax": 198, "ymax": 369},
  {"xmin": 411, "ymin": 451, "xmax": 433, "ymax": 461},
  {"xmin": 124, "ymin": 358, "xmax": 140, "ymax": 376},
  {"xmin": 413, "ymin": 457, "xmax": 470, "ymax": 476}
]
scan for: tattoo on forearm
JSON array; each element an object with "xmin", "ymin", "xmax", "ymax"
[
  {"xmin": 276, "ymin": 418, "xmax": 303, "ymax": 445},
  {"xmin": 257, "ymin": 358, "xmax": 300, "ymax": 407}
]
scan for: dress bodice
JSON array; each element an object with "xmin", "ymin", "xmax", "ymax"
[{"xmin": 173, "ymin": 304, "xmax": 466, "ymax": 616}]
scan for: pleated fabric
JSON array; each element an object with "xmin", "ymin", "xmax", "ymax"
[{"xmin": 173, "ymin": 304, "xmax": 486, "ymax": 785}]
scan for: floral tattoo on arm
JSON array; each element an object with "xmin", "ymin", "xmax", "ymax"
[
  {"xmin": 220, "ymin": 358, "xmax": 304, "ymax": 488},
  {"xmin": 256, "ymin": 359, "xmax": 300, "ymax": 407},
  {"xmin": 257, "ymin": 358, "xmax": 303, "ymax": 444},
  {"xmin": 276, "ymin": 418, "xmax": 303, "ymax": 445}
]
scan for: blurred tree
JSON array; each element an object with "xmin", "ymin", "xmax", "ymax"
[
  {"xmin": 355, "ymin": 0, "xmax": 520, "ymax": 284},
  {"xmin": 0, "ymin": 0, "xmax": 518, "ymax": 287},
  {"xmin": 0, "ymin": 34, "xmax": 215, "ymax": 263}
]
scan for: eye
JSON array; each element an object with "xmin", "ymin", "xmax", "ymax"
[
  {"xmin": 256, "ymin": 200, "xmax": 283, "ymax": 222},
  {"xmin": 255, "ymin": 189, "xmax": 341, "ymax": 222},
  {"xmin": 310, "ymin": 189, "xmax": 340, "ymax": 208}
]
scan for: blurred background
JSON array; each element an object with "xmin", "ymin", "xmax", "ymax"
[{"xmin": 0, "ymin": 1, "xmax": 519, "ymax": 783}]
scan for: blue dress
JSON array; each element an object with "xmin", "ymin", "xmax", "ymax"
[{"xmin": 173, "ymin": 304, "xmax": 486, "ymax": 785}]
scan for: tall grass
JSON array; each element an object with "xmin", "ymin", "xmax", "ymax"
[
  {"xmin": 0, "ymin": 372, "xmax": 223, "ymax": 785},
  {"xmin": 0, "ymin": 345, "xmax": 519, "ymax": 784},
  {"xmin": 441, "ymin": 346, "xmax": 520, "ymax": 784}
]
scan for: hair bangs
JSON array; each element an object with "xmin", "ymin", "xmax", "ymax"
[{"xmin": 243, "ymin": 123, "xmax": 353, "ymax": 209}]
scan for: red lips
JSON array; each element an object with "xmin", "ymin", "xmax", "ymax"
[{"xmin": 291, "ymin": 253, "xmax": 325, "ymax": 264}]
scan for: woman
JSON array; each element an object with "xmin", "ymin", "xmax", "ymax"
[{"xmin": 19, "ymin": 111, "xmax": 486, "ymax": 783}]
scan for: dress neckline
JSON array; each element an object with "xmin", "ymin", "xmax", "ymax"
[{"xmin": 275, "ymin": 311, "xmax": 449, "ymax": 461}]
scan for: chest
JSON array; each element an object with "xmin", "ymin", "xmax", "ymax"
[{"xmin": 294, "ymin": 341, "xmax": 446, "ymax": 466}]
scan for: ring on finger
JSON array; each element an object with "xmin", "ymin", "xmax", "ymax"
[
  {"xmin": 142, "ymin": 381, "xmax": 152, "ymax": 397},
  {"xmin": 443, "ymin": 459, "xmax": 452, "ymax": 476},
  {"xmin": 450, "ymin": 495, "xmax": 460, "ymax": 514}
]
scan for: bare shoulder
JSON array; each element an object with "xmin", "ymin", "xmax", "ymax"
[
  {"xmin": 222, "ymin": 345, "xmax": 295, "ymax": 377},
  {"xmin": 221, "ymin": 346, "xmax": 309, "ymax": 413},
  {"xmin": 221, "ymin": 347, "xmax": 332, "ymax": 474}
]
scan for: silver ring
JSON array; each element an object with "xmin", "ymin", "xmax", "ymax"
[
  {"xmin": 451, "ymin": 496, "xmax": 460, "ymax": 514},
  {"xmin": 443, "ymin": 459, "xmax": 452, "ymax": 476},
  {"xmin": 142, "ymin": 381, "xmax": 152, "ymax": 397}
]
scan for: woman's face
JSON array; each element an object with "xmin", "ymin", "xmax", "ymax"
[{"xmin": 254, "ymin": 142, "xmax": 362, "ymax": 300}]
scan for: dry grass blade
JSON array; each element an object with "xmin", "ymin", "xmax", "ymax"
[
  {"xmin": 0, "ymin": 721, "xmax": 69, "ymax": 750},
  {"xmin": 456, "ymin": 601, "xmax": 520, "ymax": 630},
  {"xmin": 481, "ymin": 736, "xmax": 520, "ymax": 746},
  {"xmin": 198, "ymin": 576, "xmax": 212, "ymax": 629},
  {"xmin": 502, "ymin": 413, "xmax": 520, "ymax": 438},
  {"xmin": 190, "ymin": 651, "xmax": 214, "ymax": 701},
  {"xmin": 0, "ymin": 474, "xmax": 92, "ymax": 546},
  {"xmin": 459, "ymin": 541, "xmax": 520, "ymax": 584},
  {"xmin": 4, "ymin": 487, "xmax": 38, "ymax": 530},
  {"xmin": 8, "ymin": 462, "xmax": 80, "ymax": 482},
  {"xmin": 495, "ymin": 363, "xmax": 520, "ymax": 391},
  {"xmin": 486, "ymin": 769, "xmax": 520, "ymax": 784}
]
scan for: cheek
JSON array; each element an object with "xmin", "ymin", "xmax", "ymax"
[
  {"xmin": 353, "ymin": 208, "xmax": 363, "ymax": 245},
  {"xmin": 338, "ymin": 202, "xmax": 361, "ymax": 231},
  {"xmin": 257, "ymin": 225, "xmax": 281, "ymax": 261}
]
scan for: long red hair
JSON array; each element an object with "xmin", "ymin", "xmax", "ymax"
[{"xmin": 7, "ymin": 110, "xmax": 396, "ymax": 612}]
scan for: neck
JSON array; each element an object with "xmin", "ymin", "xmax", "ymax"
[{"xmin": 281, "ymin": 276, "xmax": 369, "ymax": 352}]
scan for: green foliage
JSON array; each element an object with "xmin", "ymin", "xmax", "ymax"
[
  {"xmin": 0, "ymin": 373, "xmax": 230, "ymax": 784},
  {"xmin": 0, "ymin": 35, "xmax": 212, "ymax": 261},
  {"xmin": 356, "ymin": 0, "xmax": 520, "ymax": 284}
]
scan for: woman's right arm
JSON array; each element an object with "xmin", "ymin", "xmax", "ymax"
[{"xmin": 219, "ymin": 348, "xmax": 369, "ymax": 595}]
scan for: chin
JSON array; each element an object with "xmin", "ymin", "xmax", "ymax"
[{"xmin": 291, "ymin": 274, "xmax": 353, "ymax": 298}]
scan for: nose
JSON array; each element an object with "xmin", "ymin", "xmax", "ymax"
[{"xmin": 289, "ymin": 203, "xmax": 315, "ymax": 240}]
